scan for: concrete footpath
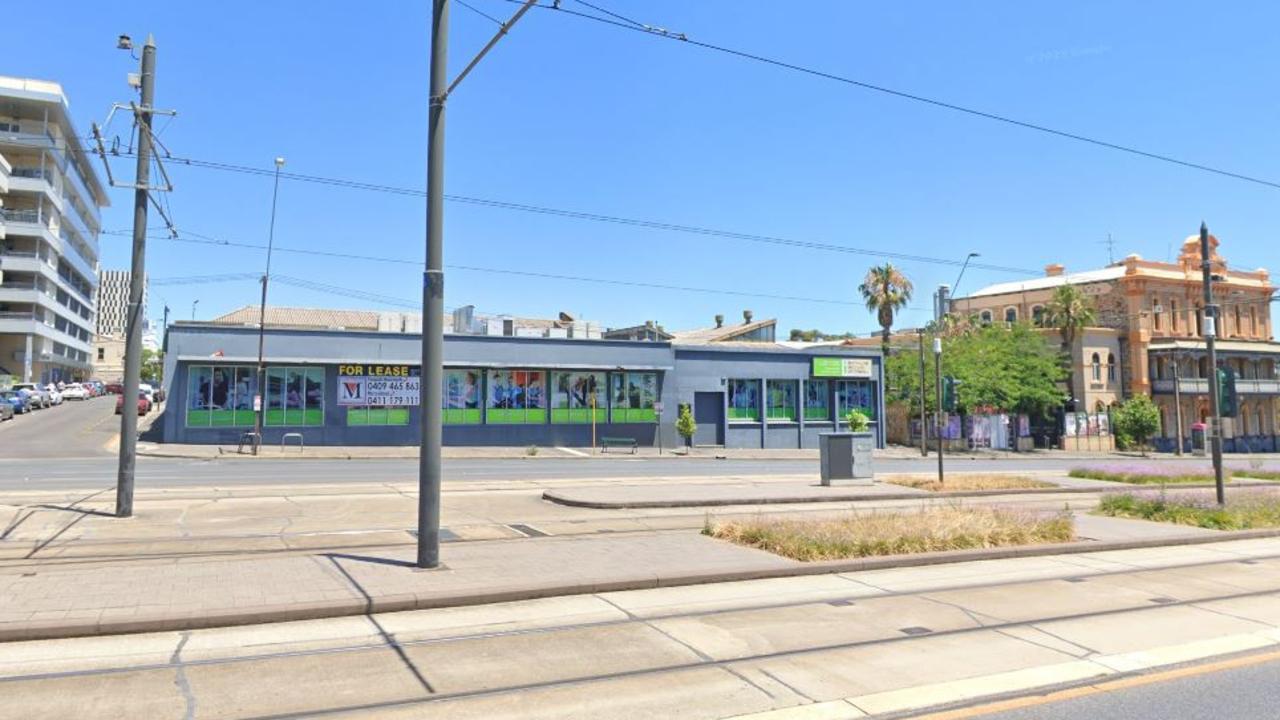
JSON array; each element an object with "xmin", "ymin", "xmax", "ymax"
[{"xmin": 2, "ymin": 476, "xmax": 1275, "ymax": 642}]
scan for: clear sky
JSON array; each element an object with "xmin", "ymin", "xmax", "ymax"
[{"xmin": 9, "ymin": 1, "xmax": 1280, "ymax": 336}]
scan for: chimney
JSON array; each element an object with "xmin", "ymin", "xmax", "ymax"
[
  {"xmin": 743, "ymin": 310, "xmax": 754, "ymax": 324},
  {"xmin": 1045, "ymin": 263, "xmax": 1065, "ymax": 277},
  {"xmin": 714, "ymin": 314, "xmax": 724, "ymax": 328}
]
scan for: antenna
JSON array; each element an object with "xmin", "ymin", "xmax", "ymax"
[{"xmin": 1100, "ymin": 233, "xmax": 1116, "ymax": 264}]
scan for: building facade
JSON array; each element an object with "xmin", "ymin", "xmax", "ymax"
[
  {"xmin": 0, "ymin": 77, "xmax": 109, "ymax": 384},
  {"xmin": 953, "ymin": 235, "xmax": 1278, "ymax": 452},
  {"xmin": 95, "ymin": 269, "xmax": 145, "ymax": 336},
  {"xmin": 159, "ymin": 322, "xmax": 885, "ymax": 449}
]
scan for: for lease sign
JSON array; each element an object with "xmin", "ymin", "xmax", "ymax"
[{"xmin": 338, "ymin": 365, "xmax": 420, "ymax": 406}]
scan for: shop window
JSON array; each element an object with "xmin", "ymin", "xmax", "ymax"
[
  {"xmin": 766, "ymin": 381, "xmax": 798, "ymax": 421},
  {"xmin": 186, "ymin": 365, "xmax": 257, "ymax": 427},
  {"xmin": 727, "ymin": 379, "xmax": 760, "ymax": 422},
  {"xmin": 1107, "ymin": 353, "xmax": 1116, "ymax": 382},
  {"xmin": 1091, "ymin": 353, "xmax": 1101, "ymax": 382},
  {"xmin": 611, "ymin": 372, "xmax": 658, "ymax": 423},
  {"xmin": 804, "ymin": 379, "xmax": 830, "ymax": 421},
  {"xmin": 835, "ymin": 380, "xmax": 876, "ymax": 422},
  {"xmin": 443, "ymin": 368, "xmax": 483, "ymax": 424},
  {"xmin": 346, "ymin": 407, "xmax": 410, "ymax": 426},
  {"xmin": 265, "ymin": 367, "xmax": 324, "ymax": 426},
  {"xmin": 487, "ymin": 370, "xmax": 547, "ymax": 424},
  {"xmin": 551, "ymin": 371, "xmax": 606, "ymax": 423}
]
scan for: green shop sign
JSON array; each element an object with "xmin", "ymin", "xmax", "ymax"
[{"xmin": 812, "ymin": 357, "xmax": 873, "ymax": 378}]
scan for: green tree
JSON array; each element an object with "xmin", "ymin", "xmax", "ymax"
[
  {"xmin": 884, "ymin": 323, "xmax": 1065, "ymax": 418},
  {"xmin": 858, "ymin": 263, "xmax": 914, "ymax": 356},
  {"xmin": 845, "ymin": 408, "xmax": 871, "ymax": 432},
  {"xmin": 1113, "ymin": 395, "xmax": 1161, "ymax": 456},
  {"xmin": 140, "ymin": 348, "xmax": 164, "ymax": 384},
  {"xmin": 1044, "ymin": 284, "xmax": 1097, "ymax": 410},
  {"xmin": 675, "ymin": 404, "xmax": 697, "ymax": 447}
]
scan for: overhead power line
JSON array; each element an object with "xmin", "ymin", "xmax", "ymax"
[
  {"xmin": 110, "ymin": 150, "xmax": 1039, "ymax": 275},
  {"xmin": 511, "ymin": 0, "xmax": 1280, "ymax": 193}
]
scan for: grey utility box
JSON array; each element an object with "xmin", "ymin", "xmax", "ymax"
[{"xmin": 820, "ymin": 432, "xmax": 875, "ymax": 486}]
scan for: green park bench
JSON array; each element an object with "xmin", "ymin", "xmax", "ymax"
[{"xmin": 599, "ymin": 436, "xmax": 637, "ymax": 454}]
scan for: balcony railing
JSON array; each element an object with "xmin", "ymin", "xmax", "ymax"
[
  {"xmin": 0, "ymin": 310, "xmax": 39, "ymax": 321},
  {"xmin": 10, "ymin": 167, "xmax": 52, "ymax": 181},
  {"xmin": 0, "ymin": 208, "xmax": 40, "ymax": 223},
  {"xmin": 1152, "ymin": 378, "xmax": 1280, "ymax": 395}
]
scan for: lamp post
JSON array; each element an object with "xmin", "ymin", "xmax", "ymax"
[
  {"xmin": 951, "ymin": 252, "xmax": 981, "ymax": 299},
  {"xmin": 253, "ymin": 157, "xmax": 286, "ymax": 456},
  {"xmin": 191, "ymin": 299, "xmax": 198, "ymax": 321},
  {"xmin": 934, "ymin": 336, "xmax": 944, "ymax": 486}
]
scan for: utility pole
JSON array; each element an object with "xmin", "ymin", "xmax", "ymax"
[
  {"xmin": 918, "ymin": 329, "xmax": 927, "ymax": 456},
  {"xmin": 417, "ymin": 0, "xmax": 539, "ymax": 569},
  {"xmin": 1172, "ymin": 353, "xmax": 1184, "ymax": 456},
  {"xmin": 253, "ymin": 157, "xmax": 286, "ymax": 456},
  {"xmin": 115, "ymin": 35, "xmax": 156, "ymax": 519},
  {"xmin": 1200, "ymin": 222, "xmax": 1225, "ymax": 505},
  {"xmin": 934, "ymin": 337, "xmax": 944, "ymax": 486}
]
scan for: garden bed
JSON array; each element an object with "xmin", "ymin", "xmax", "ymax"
[
  {"xmin": 1096, "ymin": 490, "xmax": 1280, "ymax": 531},
  {"xmin": 703, "ymin": 507, "xmax": 1074, "ymax": 561},
  {"xmin": 883, "ymin": 474, "xmax": 1054, "ymax": 493},
  {"xmin": 1071, "ymin": 464, "xmax": 1280, "ymax": 485}
]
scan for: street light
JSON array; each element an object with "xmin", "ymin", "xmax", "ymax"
[
  {"xmin": 933, "ymin": 337, "xmax": 944, "ymax": 486},
  {"xmin": 952, "ymin": 252, "xmax": 981, "ymax": 297},
  {"xmin": 191, "ymin": 299, "xmax": 199, "ymax": 320},
  {"xmin": 252, "ymin": 156, "xmax": 286, "ymax": 456}
]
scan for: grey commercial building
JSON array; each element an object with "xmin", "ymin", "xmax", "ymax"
[{"xmin": 160, "ymin": 322, "xmax": 884, "ymax": 449}]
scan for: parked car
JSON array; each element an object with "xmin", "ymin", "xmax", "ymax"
[
  {"xmin": 92, "ymin": 381, "xmax": 106, "ymax": 396},
  {"xmin": 61, "ymin": 383, "xmax": 91, "ymax": 400},
  {"xmin": 1, "ymin": 390, "xmax": 31, "ymax": 415},
  {"xmin": 0, "ymin": 394, "xmax": 13, "ymax": 421},
  {"xmin": 106, "ymin": 382, "xmax": 124, "ymax": 395},
  {"xmin": 43, "ymin": 384, "xmax": 63, "ymax": 405},
  {"xmin": 12, "ymin": 383, "xmax": 50, "ymax": 409},
  {"xmin": 139, "ymin": 383, "xmax": 156, "ymax": 405},
  {"xmin": 116, "ymin": 391, "xmax": 151, "ymax": 416}
]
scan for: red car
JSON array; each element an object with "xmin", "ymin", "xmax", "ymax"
[
  {"xmin": 106, "ymin": 383, "xmax": 124, "ymax": 395},
  {"xmin": 115, "ymin": 391, "xmax": 151, "ymax": 416}
]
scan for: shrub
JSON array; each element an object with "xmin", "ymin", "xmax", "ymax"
[
  {"xmin": 846, "ymin": 409, "xmax": 871, "ymax": 432},
  {"xmin": 676, "ymin": 404, "xmax": 697, "ymax": 446},
  {"xmin": 1112, "ymin": 396, "xmax": 1160, "ymax": 456}
]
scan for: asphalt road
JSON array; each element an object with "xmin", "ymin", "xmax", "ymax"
[
  {"xmin": 974, "ymin": 655, "xmax": 1280, "ymax": 720},
  {"xmin": 0, "ymin": 394, "xmax": 119, "ymax": 458}
]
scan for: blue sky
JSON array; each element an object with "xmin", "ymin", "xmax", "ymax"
[{"xmin": 10, "ymin": 1, "xmax": 1280, "ymax": 335}]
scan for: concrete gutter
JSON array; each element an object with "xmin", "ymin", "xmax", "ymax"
[{"xmin": 9, "ymin": 529, "xmax": 1280, "ymax": 643}]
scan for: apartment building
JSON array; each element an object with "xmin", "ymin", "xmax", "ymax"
[
  {"xmin": 96, "ymin": 268, "xmax": 145, "ymax": 337},
  {"xmin": 0, "ymin": 76, "xmax": 109, "ymax": 384}
]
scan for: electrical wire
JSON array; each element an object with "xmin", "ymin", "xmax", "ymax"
[
  {"xmin": 456, "ymin": 0, "xmax": 507, "ymax": 27},
  {"xmin": 507, "ymin": 0, "xmax": 1280, "ymax": 193},
  {"xmin": 107, "ymin": 151, "xmax": 1038, "ymax": 275}
]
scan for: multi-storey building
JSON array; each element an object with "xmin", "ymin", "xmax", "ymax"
[
  {"xmin": 96, "ymin": 268, "xmax": 145, "ymax": 337},
  {"xmin": 953, "ymin": 234, "xmax": 1278, "ymax": 452},
  {"xmin": 0, "ymin": 77, "xmax": 109, "ymax": 384}
]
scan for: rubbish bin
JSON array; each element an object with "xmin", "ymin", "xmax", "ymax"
[
  {"xmin": 819, "ymin": 432, "xmax": 874, "ymax": 486},
  {"xmin": 1190, "ymin": 423, "xmax": 1206, "ymax": 457}
]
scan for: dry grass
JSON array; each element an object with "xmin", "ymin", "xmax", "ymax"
[
  {"xmin": 883, "ymin": 474, "xmax": 1055, "ymax": 493},
  {"xmin": 704, "ymin": 507, "xmax": 1075, "ymax": 561}
]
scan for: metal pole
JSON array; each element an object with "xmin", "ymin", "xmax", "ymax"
[
  {"xmin": 418, "ymin": 0, "xmax": 449, "ymax": 569},
  {"xmin": 934, "ymin": 337, "xmax": 944, "ymax": 486},
  {"xmin": 1200, "ymin": 222, "xmax": 1226, "ymax": 505},
  {"xmin": 1172, "ymin": 354, "xmax": 1184, "ymax": 456},
  {"xmin": 253, "ymin": 158, "xmax": 285, "ymax": 456},
  {"xmin": 115, "ymin": 34, "xmax": 156, "ymax": 519},
  {"xmin": 918, "ymin": 329, "xmax": 927, "ymax": 456}
]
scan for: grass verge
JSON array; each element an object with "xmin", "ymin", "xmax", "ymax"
[
  {"xmin": 1096, "ymin": 491, "xmax": 1280, "ymax": 531},
  {"xmin": 1236, "ymin": 470, "xmax": 1280, "ymax": 481},
  {"xmin": 1069, "ymin": 467, "xmax": 1214, "ymax": 485},
  {"xmin": 884, "ymin": 474, "xmax": 1054, "ymax": 493},
  {"xmin": 704, "ymin": 507, "xmax": 1075, "ymax": 561}
]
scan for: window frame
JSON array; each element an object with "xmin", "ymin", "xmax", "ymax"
[
  {"xmin": 185, "ymin": 364, "xmax": 258, "ymax": 428},
  {"xmin": 727, "ymin": 379, "xmax": 761, "ymax": 422},
  {"xmin": 766, "ymin": 380, "xmax": 798, "ymax": 422},
  {"xmin": 804, "ymin": 379, "xmax": 830, "ymax": 421},
  {"xmin": 486, "ymin": 369, "xmax": 548, "ymax": 425},
  {"xmin": 610, "ymin": 371, "xmax": 658, "ymax": 424},
  {"xmin": 551, "ymin": 371, "xmax": 607, "ymax": 424},
  {"xmin": 1091, "ymin": 353, "xmax": 1102, "ymax": 382}
]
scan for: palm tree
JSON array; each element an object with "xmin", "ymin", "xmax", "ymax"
[
  {"xmin": 1045, "ymin": 284, "xmax": 1097, "ymax": 410},
  {"xmin": 859, "ymin": 264, "xmax": 914, "ymax": 355}
]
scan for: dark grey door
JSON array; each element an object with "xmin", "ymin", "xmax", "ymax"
[{"xmin": 693, "ymin": 392, "xmax": 724, "ymax": 446}]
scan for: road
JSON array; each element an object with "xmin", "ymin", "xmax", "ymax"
[
  {"xmin": 7, "ymin": 541, "xmax": 1280, "ymax": 718},
  {"xmin": 0, "ymin": 394, "xmax": 119, "ymax": 458},
  {"xmin": 971, "ymin": 653, "xmax": 1280, "ymax": 720}
]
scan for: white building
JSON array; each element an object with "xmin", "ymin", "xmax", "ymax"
[
  {"xmin": 0, "ymin": 77, "xmax": 109, "ymax": 384},
  {"xmin": 96, "ymin": 268, "xmax": 145, "ymax": 337}
]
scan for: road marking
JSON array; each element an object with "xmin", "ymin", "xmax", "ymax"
[
  {"xmin": 909, "ymin": 647, "xmax": 1280, "ymax": 719},
  {"xmin": 555, "ymin": 446, "xmax": 589, "ymax": 457}
]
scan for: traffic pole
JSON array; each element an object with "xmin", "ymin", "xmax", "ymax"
[
  {"xmin": 934, "ymin": 336, "xmax": 944, "ymax": 487},
  {"xmin": 1200, "ymin": 222, "xmax": 1226, "ymax": 505}
]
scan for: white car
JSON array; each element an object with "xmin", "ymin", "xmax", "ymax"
[
  {"xmin": 43, "ymin": 384, "xmax": 63, "ymax": 405},
  {"xmin": 61, "ymin": 383, "xmax": 90, "ymax": 400},
  {"xmin": 139, "ymin": 383, "xmax": 156, "ymax": 405}
]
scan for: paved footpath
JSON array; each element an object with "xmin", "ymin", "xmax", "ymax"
[
  {"xmin": 1, "ymin": 475, "xmax": 1274, "ymax": 642},
  {"xmin": 8, "ymin": 538, "xmax": 1280, "ymax": 718}
]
